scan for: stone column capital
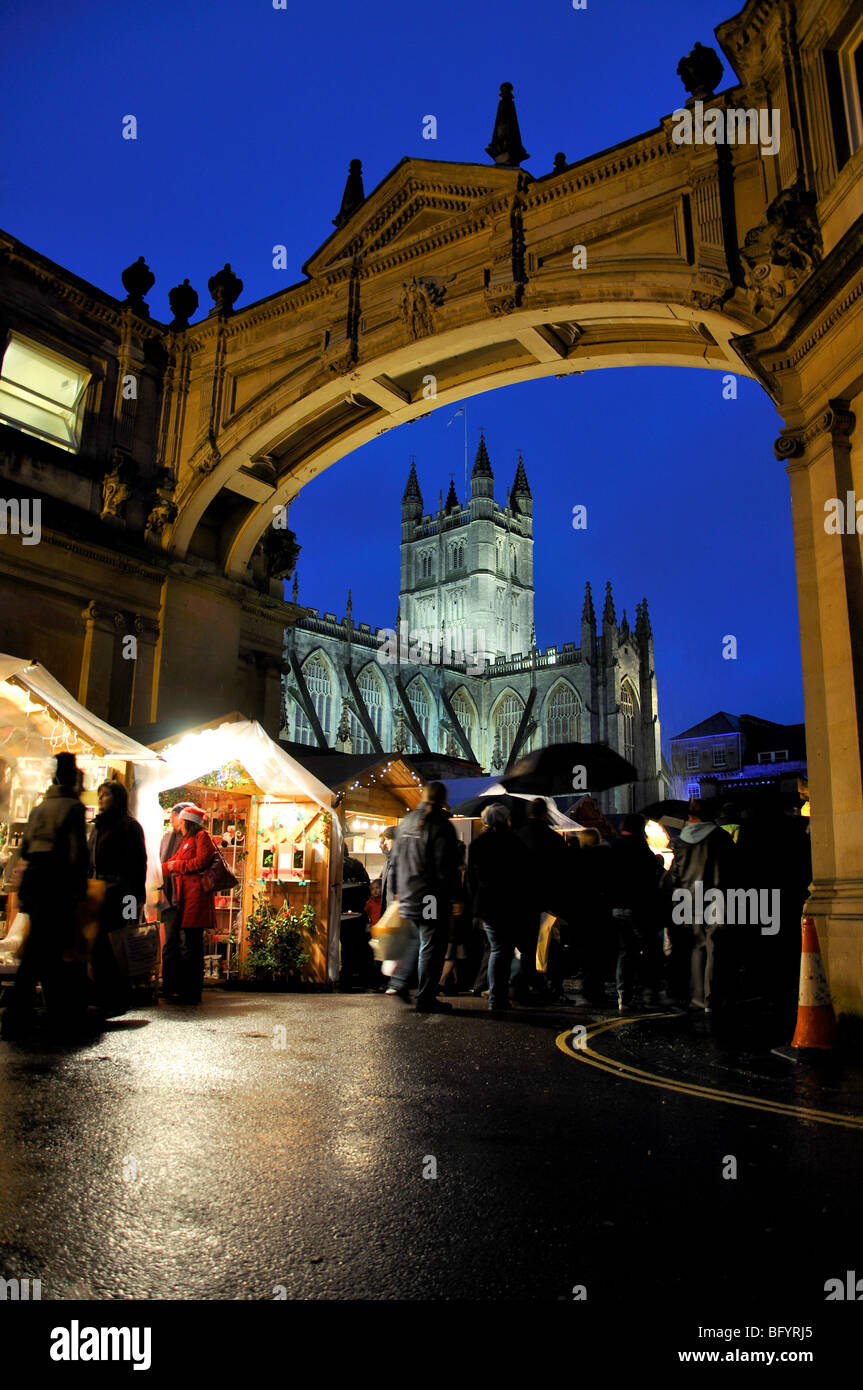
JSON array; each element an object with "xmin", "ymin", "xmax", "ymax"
[
  {"xmin": 774, "ymin": 400, "xmax": 855, "ymax": 464},
  {"xmin": 81, "ymin": 601, "xmax": 124, "ymax": 630}
]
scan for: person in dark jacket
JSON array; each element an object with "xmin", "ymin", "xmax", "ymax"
[
  {"xmin": 467, "ymin": 803, "xmax": 530, "ymax": 1012},
  {"xmin": 571, "ymin": 828, "xmax": 613, "ymax": 1003},
  {"xmin": 87, "ymin": 779, "xmax": 148, "ymax": 1017},
  {"xmin": 517, "ymin": 798, "xmax": 571, "ymax": 1000},
  {"xmin": 666, "ymin": 799, "xmax": 737, "ymax": 1012},
  {"xmin": 607, "ymin": 813, "xmax": 665, "ymax": 1011},
  {"xmin": 1, "ymin": 752, "xmax": 89, "ymax": 1038},
  {"xmin": 378, "ymin": 825, "xmax": 398, "ymax": 914},
  {"xmin": 158, "ymin": 801, "xmax": 193, "ymax": 998},
  {"xmin": 339, "ymin": 846, "xmax": 372, "ymax": 991},
  {"xmin": 388, "ymin": 781, "xmax": 462, "ymax": 1013},
  {"xmin": 160, "ymin": 805, "xmax": 215, "ymax": 1005}
]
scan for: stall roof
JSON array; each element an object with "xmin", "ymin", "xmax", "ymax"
[
  {"xmin": 291, "ymin": 752, "xmax": 424, "ymax": 810},
  {"xmin": 0, "ymin": 653, "xmax": 162, "ymax": 762}
]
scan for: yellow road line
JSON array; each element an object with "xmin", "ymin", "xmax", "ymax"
[{"xmin": 555, "ymin": 1015, "xmax": 863, "ymax": 1132}]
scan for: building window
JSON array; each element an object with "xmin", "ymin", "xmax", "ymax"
[
  {"xmin": 358, "ymin": 665, "xmax": 386, "ymax": 747},
  {"xmin": 450, "ymin": 688, "xmax": 475, "ymax": 753},
  {"xmin": 685, "ymin": 750, "xmax": 699, "ymax": 771},
  {"xmin": 713, "ymin": 747, "xmax": 727, "ymax": 769},
  {"xmin": 620, "ymin": 681, "xmax": 636, "ymax": 764},
  {"xmin": 0, "ymin": 333, "xmax": 91, "ymax": 452},
  {"xmin": 546, "ymin": 682, "xmax": 581, "ymax": 743},
  {"xmin": 293, "ymin": 653, "xmax": 334, "ymax": 745},
  {"xmin": 824, "ymin": 20, "xmax": 863, "ymax": 169},
  {"xmin": 406, "ymin": 678, "xmax": 430, "ymax": 752},
  {"xmin": 511, "ymin": 548, "xmax": 518, "ymax": 578},
  {"xmin": 449, "ymin": 542, "xmax": 464, "ymax": 571},
  {"xmin": 493, "ymin": 691, "xmax": 525, "ymax": 766},
  {"xmin": 757, "ymin": 749, "xmax": 789, "ymax": 764}
]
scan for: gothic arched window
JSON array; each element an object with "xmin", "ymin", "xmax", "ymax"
[
  {"xmin": 450, "ymin": 687, "xmax": 476, "ymax": 753},
  {"xmin": 511, "ymin": 548, "xmax": 518, "ymax": 578},
  {"xmin": 354, "ymin": 664, "xmax": 387, "ymax": 754},
  {"xmin": 546, "ymin": 681, "xmax": 581, "ymax": 743},
  {"xmin": 620, "ymin": 680, "xmax": 637, "ymax": 764},
  {"xmin": 293, "ymin": 652, "xmax": 334, "ymax": 745},
  {"xmin": 405, "ymin": 677, "xmax": 431, "ymax": 752},
  {"xmin": 493, "ymin": 690, "xmax": 525, "ymax": 767}
]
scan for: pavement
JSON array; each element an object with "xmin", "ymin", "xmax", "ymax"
[{"xmin": 1, "ymin": 985, "xmax": 862, "ymax": 1332}]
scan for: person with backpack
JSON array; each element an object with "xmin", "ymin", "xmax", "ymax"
[{"xmin": 160, "ymin": 804, "xmax": 216, "ymax": 1005}]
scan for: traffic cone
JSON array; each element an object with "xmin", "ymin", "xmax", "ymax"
[{"xmin": 772, "ymin": 916, "xmax": 837, "ymax": 1060}]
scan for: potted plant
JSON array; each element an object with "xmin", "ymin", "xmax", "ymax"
[{"xmin": 239, "ymin": 893, "xmax": 317, "ymax": 989}]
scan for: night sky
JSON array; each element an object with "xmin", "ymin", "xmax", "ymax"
[{"xmin": 3, "ymin": 0, "xmax": 802, "ymax": 752}]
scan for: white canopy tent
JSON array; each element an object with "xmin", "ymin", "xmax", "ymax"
[
  {"xmin": 131, "ymin": 718, "xmax": 344, "ymax": 979},
  {"xmin": 0, "ymin": 653, "xmax": 162, "ymax": 766}
]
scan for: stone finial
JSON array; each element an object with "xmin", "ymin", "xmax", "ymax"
[
  {"xmin": 333, "ymin": 158, "xmax": 365, "ymax": 229},
  {"xmin": 552, "ymin": 152, "xmax": 568, "ymax": 173},
  {"xmin": 346, "ymin": 589, "xmax": 353, "ymax": 624},
  {"xmin": 402, "ymin": 458, "xmax": 422, "ymax": 503},
  {"xmin": 486, "ymin": 82, "xmax": 529, "ymax": 167},
  {"xmin": 121, "ymin": 256, "xmax": 155, "ymax": 315},
  {"xmin": 444, "ymin": 477, "xmax": 459, "ymax": 512},
  {"xmin": 603, "ymin": 580, "xmax": 617, "ymax": 627},
  {"xmin": 582, "ymin": 581, "xmax": 596, "ymax": 625},
  {"xmin": 640, "ymin": 597, "xmax": 653, "ymax": 638},
  {"xmin": 208, "ymin": 263, "xmax": 243, "ymax": 316},
  {"xmin": 676, "ymin": 42, "xmax": 724, "ymax": 101},
  {"xmin": 620, "ymin": 609, "xmax": 630, "ymax": 640},
  {"xmin": 168, "ymin": 278, "xmax": 199, "ymax": 330},
  {"xmin": 291, "ymin": 571, "xmax": 299, "ymax": 603},
  {"xmin": 512, "ymin": 453, "xmax": 531, "ymax": 498},
  {"xmin": 471, "ymin": 432, "xmax": 493, "ymax": 478}
]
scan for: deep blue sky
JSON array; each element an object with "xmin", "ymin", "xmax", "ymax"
[{"xmin": 2, "ymin": 0, "xmax": 803, "ymax": 752}]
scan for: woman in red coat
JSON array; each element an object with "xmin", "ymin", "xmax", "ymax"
[{"xmin": 160, "ymin": 805, "xmax": 215, "ymax": 1005}]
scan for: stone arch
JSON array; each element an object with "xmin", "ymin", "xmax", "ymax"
[
  {"xmin": 450, "ymin": 684, "xmax": 479, "ymax": 754},
  {"xmin": 619, "ymin": 678, "xmax": 639, "ymax": 765}
]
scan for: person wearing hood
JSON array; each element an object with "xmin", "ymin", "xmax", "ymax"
[
  {"xmin": 387, "ymin": 781, "xmax": 462, "ymax": 1013},
  {"xmin": 87, "ymin": 779, "xmax": 148, "ymax": 1017},
  {"xmin": 160, "ymin": 805, "xmax": 216, "ymax": 1005},
  {"xmin": 666, "ymin": 798, "xmax": 737, "ymax": 1013},
  {"xmin": 1, "ymin": 752, "xmax": 89, "ymax": 1039}
]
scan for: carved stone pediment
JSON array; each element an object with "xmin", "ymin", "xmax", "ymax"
[{"xmin": 303, "ymin": 160, "xmax": 527, "ymax": 276}]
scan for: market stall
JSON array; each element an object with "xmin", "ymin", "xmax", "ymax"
[
  {"xmin": 0, "ymin": 653, "xmax": 162, "ymax": 978},
  {"xmin": 292, "ymin": 754, "xmax": 423, "ymax": 883},
  {"xmin": 133, "ymin": 717, "xmax": 341, "ymax": 984}
]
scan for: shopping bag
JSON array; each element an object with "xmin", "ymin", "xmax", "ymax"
[
  {"xmin": 536, "ymin": 912, "xmax": 563, "ymax": 974},
  {"xmin": 108, "ymin": 920, "xmax": 161, "ymax": 978},
  {"xmin": 370, "ymin": 901, "xmax": 410, "ymax": 963},
  {"xmin": 0, "ymin": 911, "xmax": 30, "ymax": 960}
]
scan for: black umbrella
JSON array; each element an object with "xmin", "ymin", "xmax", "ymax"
[
  {"xmin": 501, "ymin": 742, "xmax": 638, "ymax": 797},
  {"xmin": 450, "ymin": 793, "xmax": 529, "ymax": 827}
]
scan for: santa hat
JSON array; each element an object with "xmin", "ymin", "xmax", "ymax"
[{"xmin": 180, "ymin": 805, "xmax": 206, "ymax": 828}]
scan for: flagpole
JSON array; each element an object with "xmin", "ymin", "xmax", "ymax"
[{"xmin": 464, "ymin": 407, "xmax": 468, "ymax": 502}]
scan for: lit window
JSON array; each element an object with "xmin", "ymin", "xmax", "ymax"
[
  {"xmin": 713, "ymin": 747, "xmax": 727, "ymax": 769},
  {"xmin": 620, "ymin": 681, "xmax": 636, "ymax": 763},
  {"xmin": 0, "ymin": 334, "xmax": 90, "ymax": 452},
  {"xmin": 685, "ymin": 750, "xmax": 699, "ymax": 771},
  {"xmin": 547, "ymin": 682, "xmax": 581, "ymax": 742},
  {"xmin": 494, "ymin": 691, "xmax": 525, "ymax": 765}
]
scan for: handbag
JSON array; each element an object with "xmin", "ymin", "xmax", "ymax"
[{"xmin": 200, "ymin": 837, "xmax": 238, "ymax": 894}]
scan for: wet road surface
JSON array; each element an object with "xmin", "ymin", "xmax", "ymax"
[{"xmin": 1, "ymin": 989, "xmax": 861, "ymax": 1310}]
